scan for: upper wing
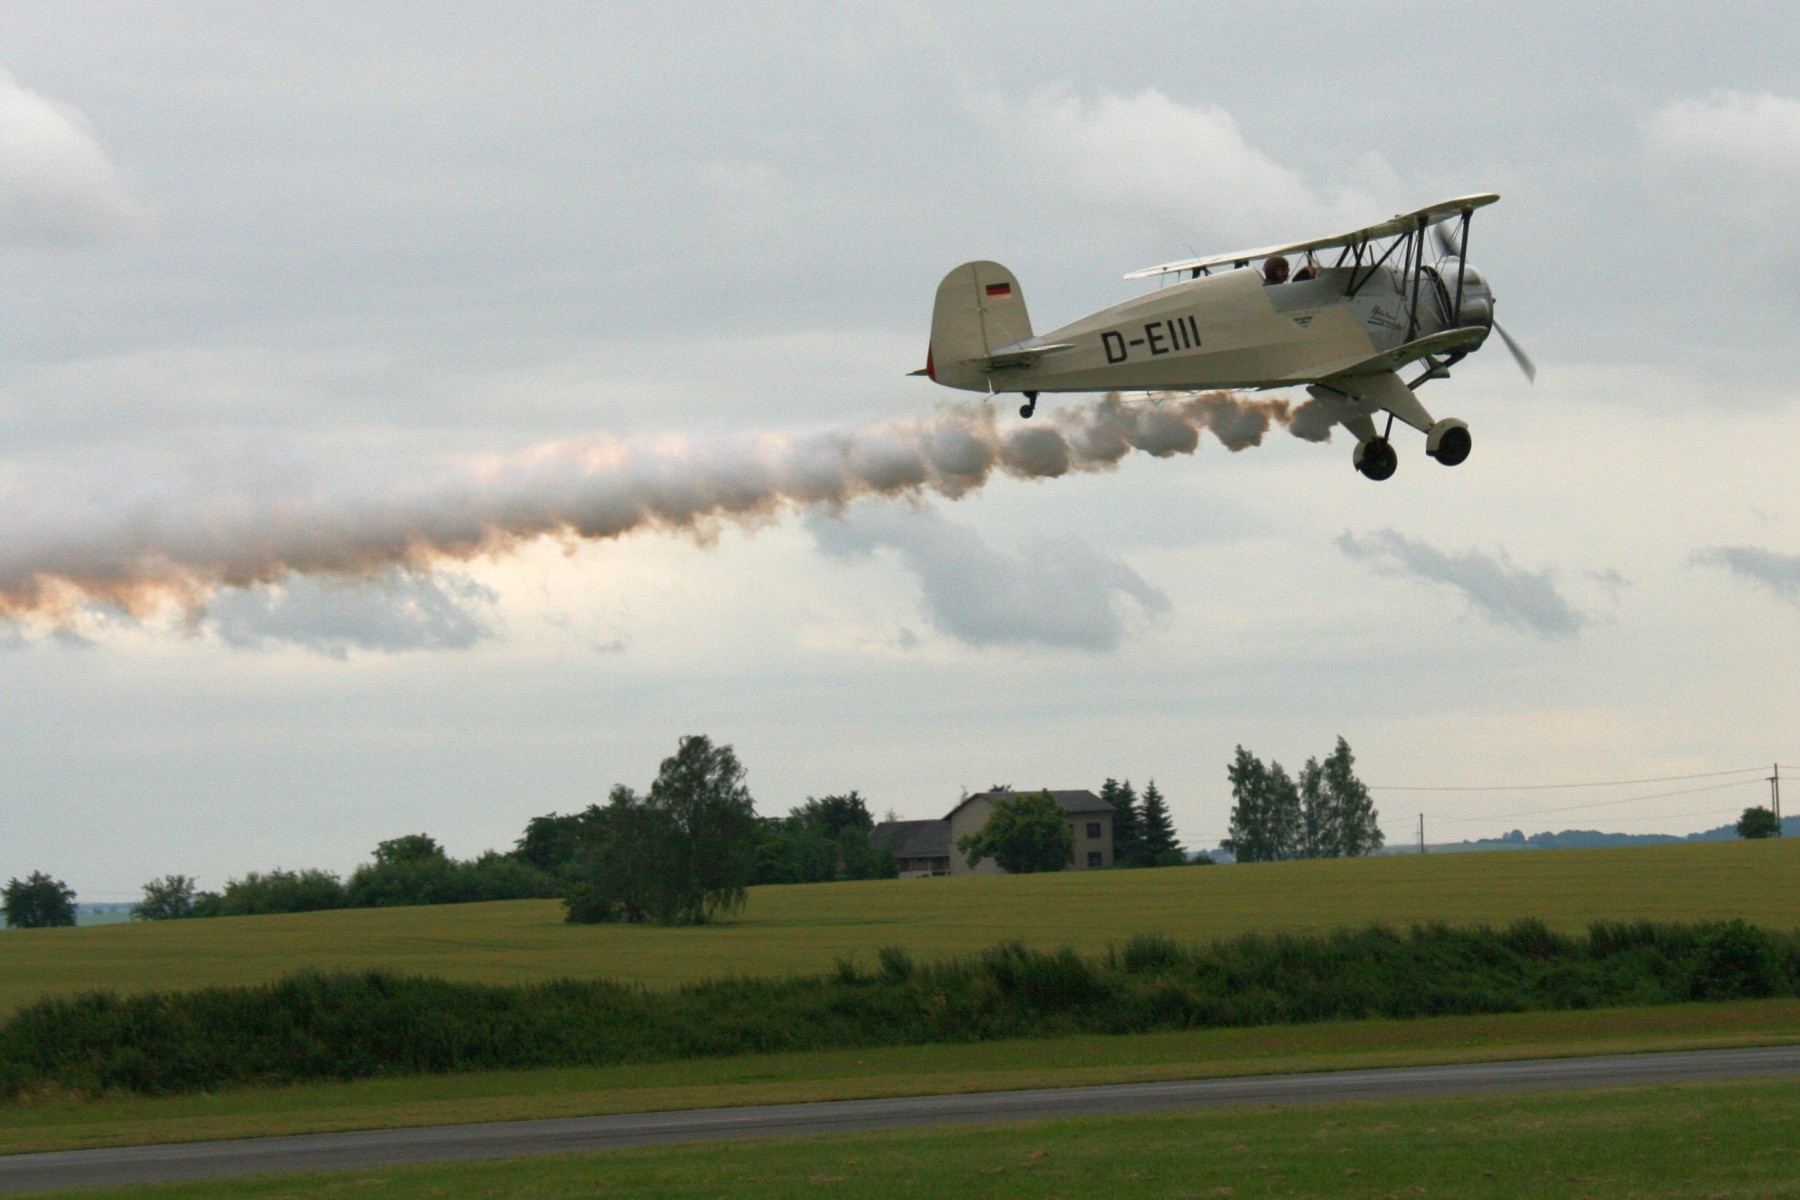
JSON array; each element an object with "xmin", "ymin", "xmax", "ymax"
[{"xmin": 1124, "ymin": 194, "xmax": 1500, "ymax": 281}]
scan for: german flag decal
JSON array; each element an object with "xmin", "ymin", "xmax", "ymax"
[{"xmin": 985, "ymin": 282, "xmax": 1012, "ymax": 298}]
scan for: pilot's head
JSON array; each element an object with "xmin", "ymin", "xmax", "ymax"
[{"xmin": 1263, "ymin": 255, "xmax": 1290, "ymax": 285}]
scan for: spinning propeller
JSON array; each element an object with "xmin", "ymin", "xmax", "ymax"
[{"xmin": 1433, "ymin": 220, "xmax": 1535, "ymax": 383}]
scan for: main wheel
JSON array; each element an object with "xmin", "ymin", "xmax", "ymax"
[
  {"xmin": 1356, "ymin": 438, "xmax": 1398, "ymax": 481},
  {"xmin": 1428, "ymin": 424, "xmax": 1472, "ymax": 466}
]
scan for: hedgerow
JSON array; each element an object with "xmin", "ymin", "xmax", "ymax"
[{"xmin": 2, "ymin": 919, "xmax": 1793, "ymax": 1099}]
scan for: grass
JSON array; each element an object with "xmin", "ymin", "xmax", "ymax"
[
  {"xmin": 2, "ymin": 837, "xmax": 1798, "ymax": 1016},
  {"xmin": 25, "ymin": 1074, "xmax": 1800, "ymax": 1199},
  {"xmin": 4, "ymin": 999, "xmax": 1798, "ymax": 1156}
]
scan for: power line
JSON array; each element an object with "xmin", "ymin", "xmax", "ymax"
[
  {"xmin": 1370, "ymin": 766, "xmax": 1775, "ymax": 793},
  {"xmin": 1420, "ymin": 778, "xmax": 1763, "ymax": 824}
]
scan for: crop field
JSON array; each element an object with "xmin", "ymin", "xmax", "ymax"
[
  {"xmin": 37, "ymin": 1075, "xmax": 1800, "ymax": 1200},
  {"xmin": 2, "ymin": 837, "xmax": 1798, "ymax": 1015}
]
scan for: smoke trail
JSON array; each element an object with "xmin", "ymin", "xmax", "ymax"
[{"xmin": 0, "ymin": 391, "xmax": 1328, "ymax": 621}]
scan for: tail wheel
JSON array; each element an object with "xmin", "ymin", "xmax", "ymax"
[{"xmin": 1356, "ymin": 438, "xmax": 1398, "ymax": 481}]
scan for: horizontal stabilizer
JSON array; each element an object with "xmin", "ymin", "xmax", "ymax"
[{"xmin": 974, "ymin": 340, "xmax": 1075, "ymax": 370}]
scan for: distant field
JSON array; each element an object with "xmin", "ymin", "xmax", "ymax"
[{"xmin": 2, "ymin": 838, "xmax": 1797, "ymax": 1014}]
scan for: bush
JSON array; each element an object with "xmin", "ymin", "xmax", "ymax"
[
  {"xmin": 1690, "ymin": 920, "xmax": 1787, "ymax": 1000},
  {"xmin": 6, "ymin": 919, "xmax": 1798, "ymax": 1101}
]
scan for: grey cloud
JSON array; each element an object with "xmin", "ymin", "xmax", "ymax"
[
  {"xmin": 811, "ymin": 505, "xmax": 1169, "ymax": 651},
  {"xmin": 1693, "ymin": 545, "xmax": 1800, "ymax": 604},
  {"xmin": 1338, "ymin": 529, "xmax": 1585, "ymax": 639},
  {"xmin": 0, "ymin": 69, "xmax": 141, "ymax": 243},
  {"xmin": 204, "ymin": 570, "xmax": 497, "ymax": 659}
]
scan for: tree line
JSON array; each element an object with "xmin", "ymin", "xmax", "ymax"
[{"xmin": 7, "ymin": 734, "xmax": 1209, "ymax": 930}]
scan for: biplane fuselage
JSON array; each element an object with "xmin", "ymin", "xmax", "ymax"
[
  {"xmin": 928, "ymin": 262, "xmax": 1492, "ymax": 395},
  {"xmin": 917, "ymin": 194, "xmax": 1527, "ymax": 481}
]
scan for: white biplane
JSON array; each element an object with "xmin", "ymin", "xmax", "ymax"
[{"xmin": 914, "ymin": 195, "xmax": 1532, "ymax": 480}]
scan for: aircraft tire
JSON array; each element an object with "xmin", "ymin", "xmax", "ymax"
[
  {"xmin": 1355, "ymin": 438, "xmax": 1398, "ymax": 482},
  {"xmin": 1427, "ymin": 423, "xmax": 1472, "ymax": 467}
]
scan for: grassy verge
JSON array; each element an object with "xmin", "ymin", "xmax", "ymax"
[
  {"xmin": 5, "ymin": 999, "xmax": 1798, "ymax": 1157},
  {"xmin": 3, "ymin": 837, "xmax": 1798, "ymax": 1015},
  {"xmin": 27, "ymin": 1073, "xmax": 1800, "ymax": 1199}
]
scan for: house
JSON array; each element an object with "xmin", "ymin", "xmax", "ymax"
[
  {"xmin": 946, "ymin": 789, "xmax": 1115, "ymax": 874},
  {"xmin": 870, "ymin": 788, "xmax": 1115, "ymax": 877},
  {"xmin": 869, "ymin": 819, "xmax": 953, "ymax": 877}
]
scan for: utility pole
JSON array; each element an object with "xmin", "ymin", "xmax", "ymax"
[
  {"xmin": 1418, "ymin": 813, "xmax": 1425, "ymax": 855},
  {"xmin": 1772, "ymin": 764, "xmax": 1783, "ymax": 837}
]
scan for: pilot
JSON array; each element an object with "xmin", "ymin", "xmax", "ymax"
[
  {"xmin": 1262, "ymin": 255, "xmax": 1290, "ymax": 285},
  {"xmin": 1292, "ymin": 260, "xmax": 1317, "ymax": 282}
]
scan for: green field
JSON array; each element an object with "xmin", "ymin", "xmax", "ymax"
[
  {"xmin": 32, "ymin": 1075, "xmax": 1800, "ymax": 1200},
  {"xmin": 6, "ymin": 1000, "xmax": 1797, "ymax": 1156},
  {"xmin": 2, "ymin": 838, "xmax": 1797, "ymax": 1015}
]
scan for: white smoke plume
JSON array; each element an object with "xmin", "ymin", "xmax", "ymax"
[{"xmin": 0, "ymin": 391, "xmax": 1328, "ymax": 623}]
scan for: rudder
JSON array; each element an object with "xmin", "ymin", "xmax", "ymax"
[{"xmin": 926, "ymin": 261, "xmax": 1033, "ymax": 391}]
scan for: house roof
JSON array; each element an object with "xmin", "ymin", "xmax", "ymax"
[
  {"xmin": 869, "ymin": 819, "xmax": 952, "ymax": 860},
  {"xmin": 943, "ymin": 789, "xmax": 1113, "ymax": 822}
]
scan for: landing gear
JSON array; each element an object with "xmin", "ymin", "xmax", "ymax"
[
  {"xmin": 1354, "ymin": 437, "xmax": 1398, "ymax": 481},
  {"xmin": 1426, "ymin": 418, "xmax": 1472, "ymax": 467},
  {"xmin": 1019, "ymin": 391, "xmax": 1038, "ymax": 419}
]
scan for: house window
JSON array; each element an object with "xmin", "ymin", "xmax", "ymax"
[
  {"xmin": 1086, "ymin": 822, "xmax": 1102, "ymax": 839},
  {"xmin": 1087, "ymin": 851, "xmax": 1103, "ymax": 868}
]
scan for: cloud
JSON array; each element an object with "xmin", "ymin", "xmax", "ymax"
[
  {"xmin": 1645, "ymin": 91, "xmax": 1800, "ymax": 239},
  {"xmin": 0, "ymin": 69, "xmax": 142, "ymax": 243},
  {"xmin": 981, "ymin": 87, "xmax": 1391, "ymax": 245},
  {"xmin": 1337, "ymin": 529, "xmax": 1585, "ymax": 639},
  {"xmin": 1692, "ymin": 545, "xmax": 1800, "ymax": 605},
  {"xmin": 203, "ymin": 570, "xmax": 498, "ymax": 659},
  {"xmin": 811, "ymin": 504, "xmax": 1169, "ymax": 651}
]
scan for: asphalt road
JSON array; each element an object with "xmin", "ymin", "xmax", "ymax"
[{"xmin": 5, "ymin": 1045, "xmax": 1798, "ymax": 1194}]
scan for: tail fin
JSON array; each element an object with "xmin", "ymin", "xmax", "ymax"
[{"xmin": 924, "ymin": 261, "xmax": 1033, "ymax": 390}]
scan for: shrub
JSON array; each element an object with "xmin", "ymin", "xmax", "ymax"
[
  {"xmin": 1690, "ymin": 920, "xmax": 1786, "ymax": 1000},
  {"xmin": 6, "ymin": 920, "xmax": 1799, "ymax": 1101}
]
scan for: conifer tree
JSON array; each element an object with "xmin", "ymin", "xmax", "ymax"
[
  {"xmin": 1138, "ymin": 780, "xmax": 1183, "ymax": 866},
  {"xmin": 1101, "ymin": 777, "xmax": 1142, "ymax": 866}
]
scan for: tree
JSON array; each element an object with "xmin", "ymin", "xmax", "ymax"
[
  {"xmin": 957, "ymin": 790, "xmax": 1075, "ymax": 874},
  {"xmin": 565, "ymin": 786, "xmax": 679, "ymax": 923},
  {"xmin": 1102, "ymin": 778, "xmax": 1142, "ymax": 866},
  {"xmin": 791, "ymin": 792, "xmax": 874, "ymax": 841},
  {"xmin": 1264, "ymin": 763, "xmax": 1304, "ymax": 860},
  {"xmin": 516, "ymin": 807, "xmax": 607, "ymax": 880},
  {"xmin": 1321, "ymin": 737, "xmax": 1383, "ymax": 856},
  {"xmin": 3, "ymin": 871, "xmax": 77, "ymax": 928},
  {"xmin": 132, "ymin": 874, "xmax": 198, "ymax": 921},
  {"xmin": 1224, "ymin": 746, "xmax": 1275, "ymax": 863},
  {"xmin": 1230, "ymin": 739, "xmax": 1382, "ymax": 862},
  {"xmin": 1298, "ymin": 757, "xmax": 1332, "ymax": 859},
  {"xmin": 1737, "ymin": 806, "xmax": 1781, "ymax": 839},
  {"xmin": 566, "ymin": 735, "xmax": 760, "ymax": 925},
  {"xmin": 372, "ymin": 834, "xmax": 447, "ymax": 865},
  {"xmin": 215, "ymin": 869, "xmax": 346, "ymax": 915},
  {"xmin": 1137, "ymin": 781, "xmax": 1185, "ymax": 865}
]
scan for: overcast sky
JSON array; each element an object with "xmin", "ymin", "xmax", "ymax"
[{"xmin": 3, "ymin": 3, "xmax": 1798, "ymax": 901}]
